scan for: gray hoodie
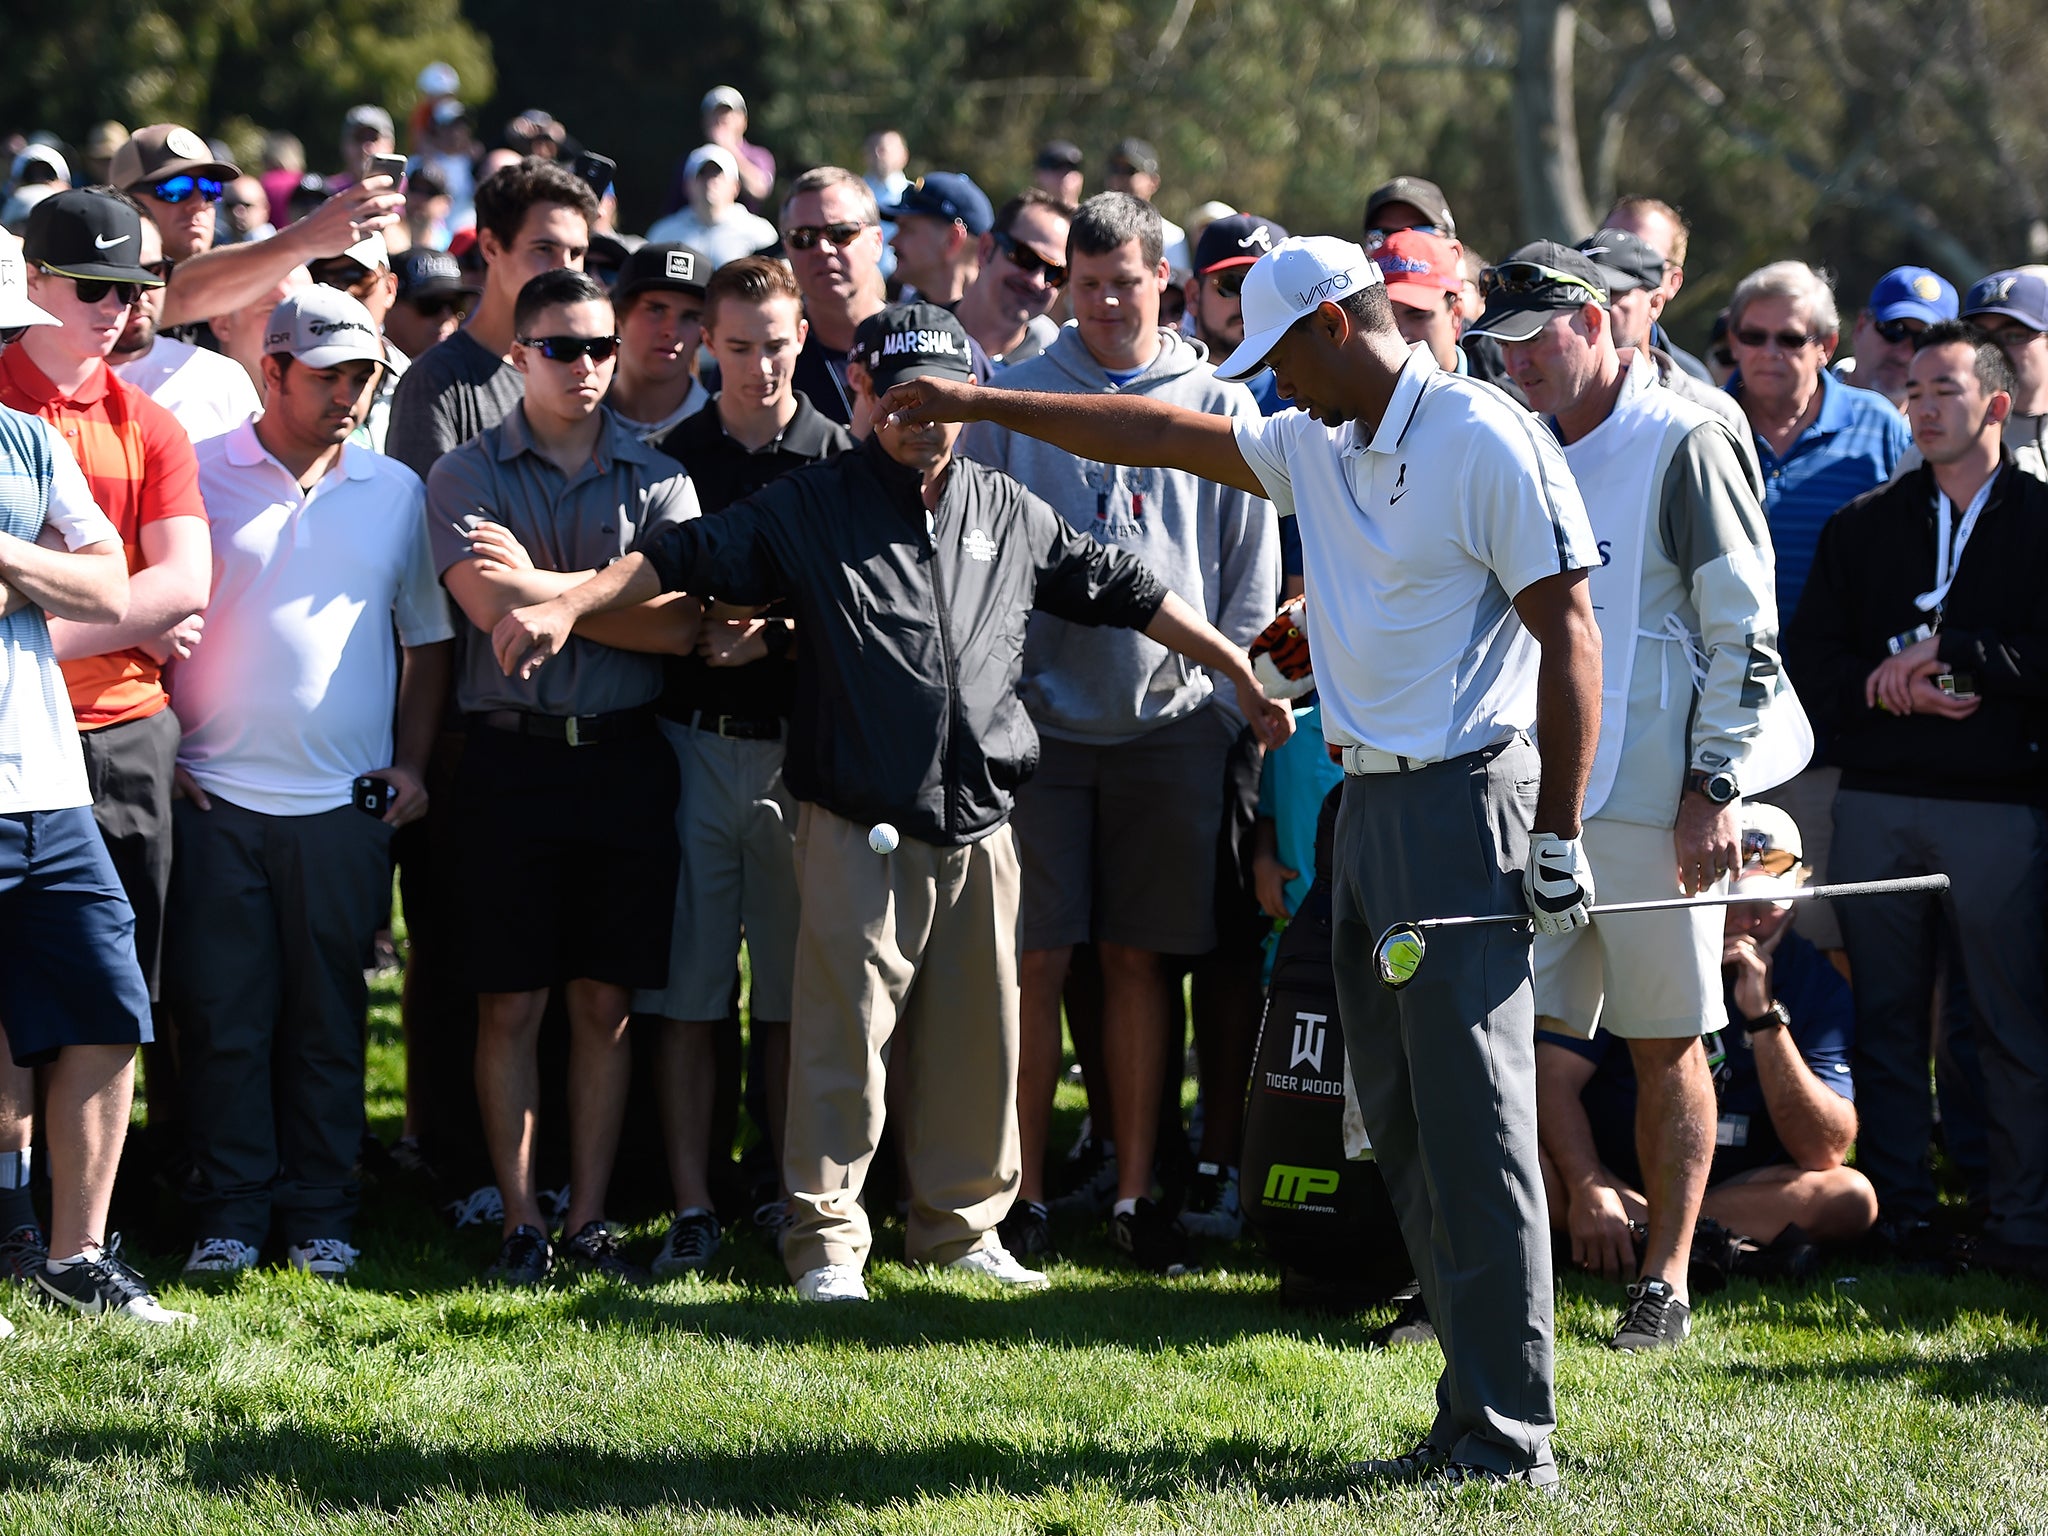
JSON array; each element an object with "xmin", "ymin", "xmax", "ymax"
[{"xmin": 960, "ymin": 325, "xmax": 1278, "ymax": 745}]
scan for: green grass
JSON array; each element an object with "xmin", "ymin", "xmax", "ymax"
[{"xmin": 12, "ymin": 962, "xmax": 2047, "ymax": 1534}]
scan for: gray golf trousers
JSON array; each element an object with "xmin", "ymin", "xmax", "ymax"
[{"xmin": 1328, "ymin": 734, "xmax": 1556, "ymax": 1478}]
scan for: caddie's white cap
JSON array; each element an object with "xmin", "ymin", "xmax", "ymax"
[
  {"xmin": 263, "ymin": 286, "xmax": 386, "ymax": 368},
  {"xmin": 0, "ymin": 243, "xmax": 58, "ymax": 331},
  {"xmin": 1215, "ymin": 235, "xmax": 1382, "ymax": 382}
]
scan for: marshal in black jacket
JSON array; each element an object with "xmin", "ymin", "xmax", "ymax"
[
  {"xmin": 644, "ymin": 434, "xmax": 1169, "ymax": 845},
  {"xmin": 1784, "ymin": 458, "xmax": 2048, "ymax": 806}
]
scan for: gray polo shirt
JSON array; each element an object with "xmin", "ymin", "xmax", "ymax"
[{"xmin": 427, "ymin": 405, "xmax": 700, "ymax": 716}]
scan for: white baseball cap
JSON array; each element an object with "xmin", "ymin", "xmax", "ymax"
[
  {"xmin": 683, "ymin": 144, "xmax": 740, "ymax": 184},
  {"xmin": 263, "ymin": 287, "xmax": 386, "ymax": 368},
  {"xmin": 0, "ymin": 243, "xmax": 58, "ymax": 331},
  {"xmin": 1733, "ymin": 801, "xmax": 1807, "ymax": 905},
  {"xmin": 1214, "ymin": 235, "xmax": 1382, "ymax": 382}
]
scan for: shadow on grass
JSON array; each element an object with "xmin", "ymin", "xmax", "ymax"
[
  {"xmin": 0, "ymin": 1422, "xmax": 1354, "ymax": 1516},
  {"xmin": 1718, "ymin": 1339, "xmax": 2048, "ymax": 1408}
]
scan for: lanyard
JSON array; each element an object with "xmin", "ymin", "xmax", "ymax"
[{"xmin": 1915, "ymin": 475, "xmax": 1998, "ymax": 616}]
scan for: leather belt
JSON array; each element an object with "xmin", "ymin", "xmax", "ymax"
[
  {"xmin": 683, "ymin": 710, "xmax": 783, "ymax": 742},
  {"xmin": 469, "ymin": 707, "xmax": 656, "ymax": 747},
  {"xmin": 1337, "ymin": 743, "xmax": 1432, "ymax": 775}
]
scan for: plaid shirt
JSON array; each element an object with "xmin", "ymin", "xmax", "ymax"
[{"xmin": 0, "ymin": 344, "xmax": 207, "ymax": 729}]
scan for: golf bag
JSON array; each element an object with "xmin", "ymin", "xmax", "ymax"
[{"xmin": 1240, "ymin": 787, "xmax": 1413, "ymax": 1307}]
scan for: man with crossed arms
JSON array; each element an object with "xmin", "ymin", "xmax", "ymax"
[{"xmin": 880, "ymin": 237, "xmax": 1605, "ymax": 1491}]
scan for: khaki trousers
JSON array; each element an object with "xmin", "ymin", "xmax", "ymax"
[{"xmin": 782, "ymin": 803, "xmax": 1022, "ymax": 1276}]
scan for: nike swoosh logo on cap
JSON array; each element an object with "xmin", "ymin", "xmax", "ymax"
[{"xmin": 94, "ymin": 234, "xmax": 131, "ymax": 250}]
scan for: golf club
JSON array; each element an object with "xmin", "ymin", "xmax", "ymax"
[{"xmin": 1371, "ymin": 873, "xmax": 1951, "ymax": 990}]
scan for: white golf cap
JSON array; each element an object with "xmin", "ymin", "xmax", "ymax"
[
  {"xmin": 1214, "ymin": 235, "xmax": 1382, "ymax": 382},
  {"xmin": 1733, "ymin": 801, "xmax": 1806, "ymax": 904},
  {"xmin": 0, "ymin": 243, "xmax": 58, "ymax": 331},
  {"xmin": 683, "ymin": 144, "xmax": 740, "ymax": 183},
  {"xmin": 338, "ymin": 231, "xmax": 391, "ymax": 271},
  {"xmin": 263, "ymin": 286, "xmax": 385, "ymax": 368}
]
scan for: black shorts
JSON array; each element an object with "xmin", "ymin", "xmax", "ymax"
[
  {"xmin": 0, "ymin": 805, "xmax": 154, "ymax": 1066},
  {"xmin": 450, "ymin": 724, "xmax": 681, "ymax": 994}
]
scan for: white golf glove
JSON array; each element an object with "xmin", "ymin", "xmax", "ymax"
[{"xmin": 1525, "ymin": 832, "xmax": 1595, "ymax": 935}]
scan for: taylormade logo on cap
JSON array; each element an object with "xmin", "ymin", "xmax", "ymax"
[{"xmin": 1215, "ymin": 235, "xmax": 1381, "ymax": 383}]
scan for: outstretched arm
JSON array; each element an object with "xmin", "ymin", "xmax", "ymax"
[
  {"xmin": 880, "ymin": 376, "xmax": 1269, "ymax": 498},
  {"xmin": 1144, "ymin": 590, "xmax": 1294, "ymax": 749}
]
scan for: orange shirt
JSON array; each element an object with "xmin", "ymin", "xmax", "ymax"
[{"xmin": 0, "ymin": 345, "xmax": 207, "ymax": 729}]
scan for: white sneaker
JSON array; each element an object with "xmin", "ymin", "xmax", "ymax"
[
  {"xmin": 948, "ymin": 1243, "xmax": 1050, "ymax": 1290},
  {"xmin": 443, "ymin": 1184, "xmax": 504, "ymax": 1229},
  {"xmin": 183, "ymin": 1237, "xmax": 259, "ymax": 1277},
  {"xmin": 794, "ymin": 1263, "xmax": 869, "ymax": 1302},
  {"xmin": 286, "ymin": 1239, "xmax": 360, "ymax": 1282}
]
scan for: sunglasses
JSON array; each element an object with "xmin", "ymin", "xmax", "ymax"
[
  {"xmin": 1739, "ymin": 833, "xmax": 1800, "ymax": 877},
  {"xmin": 1712, "ymin": 349, "xmax": 1735, "ymax": 370},
  {"xmin": 783, "ymin": 222, "xmax": 872, "ymax": 252},
  {"xmin": 38, "ymin": 266, "xmax": 144, "ymax": 306},
  {"xmin": 1479, "ymin": 260, "xmax": 1606, "ymax": 305},
  {"xmin": 1733, "ymin": 326, "xmax": 1822, "ymax": 352},
  {"xmin": 1364, "ymin": 223, "xmax": 1448, "ymax": 251},
  {"xmin": 518, "ymin": 333, "xmax": 621, "ymax": 363},
  {"xmin": 0, "ymin": 326, "xmax": 26, "ymax": 348},
  {"xmin": 1208, "ymin": 266, "xmax": 1251, "ymax": 300},
  {"xmin": 991, "ymin": 231, "xmax": 1066, "ymax": 287},
  {"xmin": 143, "ymin": 259, "xmax": 174, "ymax": 281},
  {"xmin": 1872, "ymin": 318, "xmax": 1925, "ymax": 344},
  {"xmin": 310, "ymin": 262, "xmax": 382, "ymax": 295},
  {"xmin": 147, "ymin": 175, "xmax": 225, "ymax": 206},
  {"xmin": 408, "ymin": 293, "xmax": 473, "ymax": 320}
]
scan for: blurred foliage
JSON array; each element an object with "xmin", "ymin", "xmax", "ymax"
[{"xmin": 6, "ymin": 0, "xmax": 2047, "ymax": 351}]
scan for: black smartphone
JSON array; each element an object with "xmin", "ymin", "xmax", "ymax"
[
  {"xmin": 369, "ymin": 152, "xmax": 409, "ymax": 191},
  {"xmin": 352, "ymin": 775, "xmax": 396, "ymax": 818},
  {"xmin": 574, "ymin": 151, "xmax": 616, "ymax": 199}
]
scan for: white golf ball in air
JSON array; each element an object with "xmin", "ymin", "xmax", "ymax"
[{"xmin": 869, "ymin": 822, "xmax": 900, "ymax": 855}]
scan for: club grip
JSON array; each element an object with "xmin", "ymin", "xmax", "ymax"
[{"xmin": 1796, "ymin": 874, "xmax": 1950, "ymax": 900}]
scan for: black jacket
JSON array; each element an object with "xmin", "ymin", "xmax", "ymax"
[
  {"xmin": 645, "ymin": 435, "xmax": 1169, "ymax": 844},
  {"xmin": 1784, "ymin": 458, "xmax": 2048, "ymax": 805}
]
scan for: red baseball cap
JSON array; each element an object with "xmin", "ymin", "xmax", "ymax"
[{"xmin": 1371, "ymin": 229, "xmax": 1461, "ymax": 309}]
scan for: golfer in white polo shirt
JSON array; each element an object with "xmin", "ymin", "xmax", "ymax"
[{"xmin": 878, "ymin": 236, "xmax": 1604, "ymax": 1493}]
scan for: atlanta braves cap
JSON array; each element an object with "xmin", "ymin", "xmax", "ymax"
[
  {"xmin": 1193, "ymin": 213, "xmax": 1288, "ymax": 276},
  {"xmin": 1214, "ymin": 235, "xmax": 1382, "ymax": 382}
]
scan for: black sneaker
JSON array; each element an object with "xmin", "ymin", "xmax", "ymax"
[
  {"xmin": 998, "ymin": 1198, "xmax": 1054, "ymax": 1261},
  {"xmin": 1180, "ymin": 1162, "xmax": 1242, "ymax": 1240},
  {"xmin": 1366, "ymin": 1288, "xmax": 1436, "ymax": 1348},
  {"xmin": 484, "ymin": 1224, "xmax": 553, "ymax": 1287},
  {"xmin": 1112, "ymin": 1198, "xmax": 1188, "ymax": 1275},
  {"xmin": 1051, "ymin": 1129, "xmax": 1118, "ymax": 1215},
  {"xmin": 1730, "ymin": 1223, "xmax": 1822, "ymax": 1285},
  {"xmin": 1347, "ymin": 1440, "xmax": 1452, "ymax": 1483},
  {"xmin": 34, "ymin": 1241, "xmax": 193, "ymax": 1324},
  {"xmin": 1443, "ymin": 1461, "xmax": 1563, "ymax": 1495},
  {"xmin": 651, "ymin": 1210, "xmax": 722, "ymax": 1278},
  {"xmin": 1611, "ymin": 1276, "xmax": 1691, "ymax": 1351},
  {"xmin": 0, "ymin": 1223, "xmax": 48, "ymax": 1283},
  {"xmin": 560, "ymin": 1220, "xmax": 651, "ymax": 1285}
]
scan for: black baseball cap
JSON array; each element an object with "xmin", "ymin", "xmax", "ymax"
[
  {"xmin": 1465, "ymin": 241, "xmax": 1610, "ymax": 342},
  {"xmin": 1364, "ymin": 176, "xmax": 1456, "ymax": 238},
  {"xmin": 882, "ymin": 173, "xmax": 994, "ymax": 236},
  {"xmin": 22, "ymin": 189, "xmax": 161, "ymax": 285},
  {"xmin": 397, "ymin": 248, "xmax": 477, "ymax": 302},
  {"xmin": 855, "ymin": 302, "xmax": 974, "ymax": 390},
  {"xmin": 1193, "ymin": 213, "xmax": 1289, "ymax": 276},
  {"xmin": 1035, "ymin": 140, "xmax": 1084, "ymax": 173},
  {"xmin": 615, "ymin": 241, "xmax": 708, "ymax": 300},
  {"xmin": 1576, "ymin": 227, "xmax": 1662, "ymax": 295}
]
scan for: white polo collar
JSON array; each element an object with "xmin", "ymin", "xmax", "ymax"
[{"xmin": 1344, "ymin": 343, "xmax": 1438, "ymax": 460}]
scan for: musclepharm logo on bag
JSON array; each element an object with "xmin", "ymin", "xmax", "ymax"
[
  {"xmin": 1262, "ymin": 1163, "xmax": 1340, "ymax": 1209},
  {"xmin": 1289, "ymin": 1012, "xmax": 1327, "ymax": 1074},
  {"xmin": 962, "ymin": 528, "xmax": 997, "ymax": 562}
]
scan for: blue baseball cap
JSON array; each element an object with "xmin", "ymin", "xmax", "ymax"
[
  {"xmin": 881, "ymin": 173, "xmax": 994, "ymax": 237},
  {"xmin": 1867, "ymin": 266, "xmax": 1957, "ymax": 326},
  {"xmin": 1963, "ymin": 269, "xmax": 2048, "ymax": 332}
]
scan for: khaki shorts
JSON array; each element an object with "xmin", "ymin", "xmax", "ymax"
[{"xmin": 1533, "ymin": 815, "xmax": 1726, "ymax": 1040}]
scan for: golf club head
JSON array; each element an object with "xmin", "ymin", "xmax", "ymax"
[{"xmin": 1374, "ymin": 922, "xmax": 1427, "ymax": 990}]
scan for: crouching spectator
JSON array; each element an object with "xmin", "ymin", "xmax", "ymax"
[
  {"xmin": 1537, "ymin": 804, "xmax": 1877, "ymax": 1278},
  {"xmin": 168, "ymin": 290, "xmax": 453, "ymax": 1282}
]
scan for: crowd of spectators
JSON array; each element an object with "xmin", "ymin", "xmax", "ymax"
[{"xmin": 0, "ymin": 62, "xmax": 2043, "ymax": 1342}]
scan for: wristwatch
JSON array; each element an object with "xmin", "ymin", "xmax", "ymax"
[
  {"xmin": 761, "ymin": 621, "xmax": 794, "ymax": 660},
  {"xmin": 1688, "ymin": 768, "xmax": 1739, "ymax": 805},
  {"xmin": 1742, "ymin": 999, "xmax": 1791, "ymax": 1047}
]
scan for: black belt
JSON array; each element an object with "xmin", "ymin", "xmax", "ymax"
[
  {"xmin": 469, "ymin": 707, "xmax": 656, "ymax": 747},
  {"xmin": 679, "ymin": 709, "xmax": 783, "ymax": 742}
]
